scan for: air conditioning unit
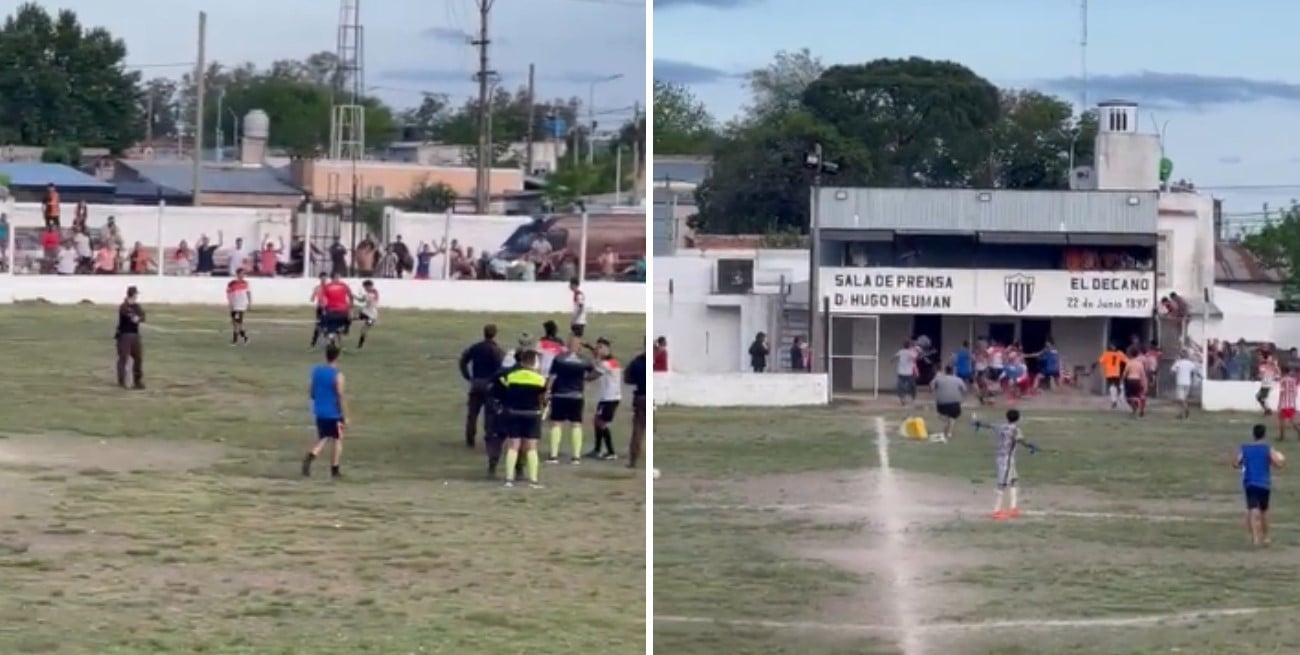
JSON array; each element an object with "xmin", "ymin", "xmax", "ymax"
[{"xmin": 715, "ymin": 259, "xmax": 754, "ymax": 295}]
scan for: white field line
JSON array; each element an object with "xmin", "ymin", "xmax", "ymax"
[
  {"xmin": 655, "ymin": 606, "xmax": 1274, "ymax": 635},
  {"xmin": 873, "ymin": 416, "xmax": 923, "ymax": 654},
  {"xmin": 663, "ymin": 503, "xmax": 1246, "ymax": 526}
]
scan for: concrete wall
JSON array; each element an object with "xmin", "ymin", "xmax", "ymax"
[
  {"xmin": 654, "ymin": 372, "xmax": 830, "ymax": 407},
  {"xmin": 5, "ymin": 201, "xmax": 294, "ymax": 252},
  {"xmin": 1157, "ymin": 192, "xmax": 1216, "ymax": 300},
  {"xmin": 290, "ymin": 159, "xmax": 524, "ymax": 200}
]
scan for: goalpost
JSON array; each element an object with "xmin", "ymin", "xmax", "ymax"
[{"xmin": 827, "ymin": 312, "xmax": 881, "ymax": 397}]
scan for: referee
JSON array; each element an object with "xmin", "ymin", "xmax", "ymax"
[{"xmin": 115, "ymin": 285, "xmax": 146, "ymax": 389}]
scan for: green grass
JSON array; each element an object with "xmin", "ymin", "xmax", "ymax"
[
  {"xmin": 654, "ymin": 403, "xmax": 1300, "ymax": 655},
  {"xmin": 0, "ymin": 304, "xmax": 645, "ymax": 655}
]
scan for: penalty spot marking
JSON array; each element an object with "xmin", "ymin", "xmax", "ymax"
[{"xmin": 655, "ymin": 606, "xmax": 1274, "ymax": 635}]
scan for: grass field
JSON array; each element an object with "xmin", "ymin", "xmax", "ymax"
[
  {"xmin": 0, "ymin": 304, "xmax": 645, "ymax": 655},
  {"xmin": 653, "ymin": 398, "xmax": 1300, "ymax": 655}
]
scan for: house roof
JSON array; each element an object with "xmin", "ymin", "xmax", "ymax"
[
  {"xmin": 120, "ymin": 160, "xmax": 303, "ymax": 196},
  {"xmin": 1216, "ymin": 242, "xmax": 1285, "ymax": 284},
  {"xmin": 0, "ymin": 162, "xmax": 114, "ymax": 189},
  {"xmin": 113, "ymin": 180, "xmax": 191, "ymax": 201},
  {"xmin": 653, "ymin": 156, "xmax": 712, "ymax": 185}
]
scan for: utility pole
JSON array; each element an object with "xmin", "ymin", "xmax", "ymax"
[
  {"xmin": 145, "ymin": 94, "xmax": 154, "ymax": 143},
  {"xmin": 472, "ymin": 0, "xmax": 496, "ymax": 214},
  {"xmin": 524, "ymin": 63, "xmax": 535, "ymax": 176},
  {"xmin": 192, "ymin": 11, "xmax": 207, "ymax": 206},
  {"xmin": 631, "ymin": 101, "xmax": 642, "ymax": 205}
]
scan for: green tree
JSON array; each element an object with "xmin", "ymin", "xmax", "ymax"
[
  {"xmin": 991, "ymin": 90, "xmax": 1097, "ymax": 189},
  {"xmin": 1243, "ymin": 205, "xmax": 1300, "ymax": 302},
  {"xmin": 404, "ymin": 181, "xmax": 457, "ymax": 213},
  {"xmin": 140, "ymin": 77, "xmax": 181, "ymax": 139},
  {"xmin": 0, "ymin": 3, "xmax": 142, "ymax": 150},
  {"xmin": 653, "ymin": 80, "xmax": 715, "ymax": 155},
  {"xmin": 742, "ymin": 48, "xmax": 824, "ymax": 122}
]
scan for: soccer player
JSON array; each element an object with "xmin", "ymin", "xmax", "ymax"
[
  {"xmin": 547, "ymin": 336, "xmax": 596, "ymax": 464},
  {"xmin": 302, "ymin": 344, "xmax": 348, "ymax": 479},
  {"xmin": 1258, "ymin": 353, "xmax": 1279, "ymax": 416},
  {"xmin": 624, "ymin": 345, "xmax": 647, "ymax": 469},
  {"xmin": 538, "ymin": 320, "xmax": 565, "ymax": 375},
  {"xmin": 459, "ymin": 324, "xmax": 505, "ymax": 449},
  {"xmin": 586, "ymin": 338, "xmax": 622, "ymax": 460},
  {"xmin": 1123, "ymin": 346, "xmax": 1148, "ymax": 418},
  {"xmin": 226, "ymin": 270, "xmax": 251, "ymax": 345},
  {"xmin": 1170, "ymin": 350, "xmax": 1200, "ymax": 420},
  {"xmin": 1234, "ymin": 424, "xmax": 1285, "ymax": 546},
  {"xmin": 319, "ymin": 273, "xmax": 352, "ymax": 348},
  {"xmin": 892, "ymin": 339, "xmax": 919, "ymax": 406},
  {"xmin": 569, "ymin": 277, "xmax": 588, "ymax": 337},
  {"xmin": 115, "ymin": 285, "xmax": 146, "ymax": 390},
  {"xmin": 500, "ymin": 349, "xmax": 547, "ymax": 488},
  {"xmin": 308, "ymin": 272, "xmax": 328, "ymax": 348},
  {"xmin": 1278, "ymin": 368, "xmax": 1298, "ymax": 440},
  {"xmin": 353, "ymin": 279, "xmax": 380, "ymax": 349},
  {"xmin": 931, "ymin": 365, "xmax": 966, "ymax": 442},
  {"xmin": 991, "ymin": 408, "xmax": 1036, "ymax": 520},
  {"xmin": 1096, "ymin": 344, "xmax": 1126, "ymax": 409}
]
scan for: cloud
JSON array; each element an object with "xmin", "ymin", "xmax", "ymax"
[
  {"xmin": 1218, "ymin": 156, "xmax": 1242, "ymax": 165},
  {"xmin": 654, "ymin": 0, "xmax": 761, "ymax": 9},
  {"xmin": 421, "ymin": 27, "xmax": 473, "ymax": 45},
  {"xmin": 654, "ymin": 58, "xmax": 736, "ymax": 85},
  {"xmin": 1041, "ymin": 71, "xmax": 1300, "ymax": 109}
]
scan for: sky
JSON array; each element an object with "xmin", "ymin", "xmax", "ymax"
[
  {"xmin": 653, "ymin": 0, "xmax": 1300, "ymax": 225},
  {"xmin": 30, "ymin": 0, "xmax": 646, "ymax": 126}
]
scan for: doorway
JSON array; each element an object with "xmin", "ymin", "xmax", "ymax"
[
  {"xmin": 1108, "ymin": 317, "xmax": 1148, "ymax": 351},
  {"xmin": 1020, "ymin": 318, "xmax": 1051, "ymax": 374},
  {"xmin": 912, "ymin": 315, "xmax": 943, "ymax": 385},
  {"xmin": 987, "ymin": 321, "xmax": 1016, "ymax": 348}
]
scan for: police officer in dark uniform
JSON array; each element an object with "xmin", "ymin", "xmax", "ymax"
[
  {"xmin": 624, "ymin": 345, "xmax": 647, "ymax": 469},
  {"xmin": 459, "ymin": 324, "xmax": 505, "ymax": 449},
  {"xmin": 115, "ymin": 285, "xmax": 146, "ymax": 389}
]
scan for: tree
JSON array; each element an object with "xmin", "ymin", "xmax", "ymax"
[
  {"xmin": 543, "ymin": 163, "xmax": 604, "ymax": 209},
  {"xmin": 653, "ymin": 80, "xmax": 715, "ymax": 155},
  {"xmin": 1243, "ymin": 205, "xmax": 1300, "ymax": 302},
  {"xmin": 0, "ymin": 3, "xmax": 142, "ymax": 150},
  {"xmin": 140, "ymin": 77, "xmax": 181, "ymax": 139},
  {"xmin": 743, "ymin": 48, "xmax": 824, "ymax": 121},
  {"xmin": 991, "ymin": 90, "xmax": 1097, "ymax": 189},
  {"xmin": 405, "ymin": 182, "xmax": 457, "ymax": 213}
]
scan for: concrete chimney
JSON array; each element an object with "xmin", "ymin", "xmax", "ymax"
[{"xmin": 240, "ymin": 109, "xmax": 270, "ymax": 166}]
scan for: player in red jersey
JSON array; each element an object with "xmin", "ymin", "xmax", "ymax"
[
  {"xmin": 320, "ymin": 273, "xmax": 353, "ymax": 347},
  {"xmin": 225, "ymin": 270, "xmax": 252, "ymax": 345},
  {"xmin": 308, "ymin": 272, "xmax": 328, "ymax": 348},
  {"xmin": 1277, "ymin": 367, "xmax": 1299, "ymax": 440}
]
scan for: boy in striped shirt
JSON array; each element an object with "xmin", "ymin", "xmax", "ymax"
[
  {"xmin": 226, "ymin": 270, "xmax": 251, "ymax": 345},
  {"xmin": 1278, "ymin": 368, "xmax": 1298, "ymax": 440}
]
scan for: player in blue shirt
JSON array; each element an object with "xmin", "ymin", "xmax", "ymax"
[
  {"xmin": 1234, "ymin": 424, "xmax": 1286, "ymax": 546},
  {"xmin": 953, "ymin": 341, "xmax": 973, "ymax": 386},
  {"xmin": 302, "ymin": 344, "xmax": 349, "ymax": 479}
]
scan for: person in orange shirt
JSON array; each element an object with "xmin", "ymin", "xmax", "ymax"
[
  {"xmin": 129, "ymin": 242, "xmax": 154, "ymax": 274},
  {"xmin": 93, "ymin": 242, "xmax": 117, "ymax": 274},
  {"xmin": 1094, "ymin": 344, "xmax": 1127, "ymax": 409},
  {"xmin": 43, "ymin": 184, "xmax": 61, "ymax": 228}
]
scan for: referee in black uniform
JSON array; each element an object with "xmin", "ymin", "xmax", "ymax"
[{"xmin": 115, "ymin": 285, "xmax": 146, "ymax": 389}]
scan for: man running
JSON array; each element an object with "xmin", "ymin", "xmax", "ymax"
[
  {"xmin": 115, "ymin": 285, "xmax": 146, "ymax": 390},
  {"xmin": 1123, "ymin": 346, "xmax": 1147, "ymax": 418},
  {"xmin": 546, "ymin": 336, "xmax": 596, "ymax": 464},
  {"xmin": 1170, "ymin": 350, "xmax": 1200, "ymax": 420},
  {"xmin": 931, "ymin": 365, "xmax": 966, "ymax": 442},
  {"xmin": 1278, "ymin": 368, "xmax": 1298, "ymax": 440},
  {"xmin": 459, "ymin": 324, "xmax": 505, "ymax": 449},
  {"xmin": 308, "ymin": 272, "xmax": 328, "ymax": 348},
  {"xmin": 226, "ymin": 270, "xmax": 251, "ymax": 345},
  {"xmin": 625, "ymin": 345, "xmax": 647, "ymax": 469},
  {"xmin": 1097, "ymin": 344, "xmax": 1126, "ymax": 409},
  {"xmin": 892, "ymin": 339, "xmax": 918, "ymax": 406},
  {"xmin": 319, "ymin": 273, "xmax": 352, "ymax": 347},
  {"xmin": 500, "ymin": 349, "xmax": 547, "ymax": 489},
  {"xmin": 1234, "ymin": 424, "xmax": 1285, "ymax": 546},
  {"xmin": 990, "ymin": 409, "xmax": 1037, "ymax": 520},
  {"xmin": 354, "ymin": 279, "xmax": 379, "ymax": 349},
  {"xmin": 569, "ymin": 277, "xmax": 588, "ymax": 337},
  {"xmin": 586, "ymin": 337, "xmax": 621, "ymax": 460},
  {"xmin": 302, "ymin": 344, "xmax": 348, "ymax": 479},
  {"xmin": 1258, "ymin": 353, "xmax": 1280, "ymax": 416}
]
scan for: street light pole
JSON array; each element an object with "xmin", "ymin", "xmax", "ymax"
[
  {"xmin": 586, "ymin": 73, "xmax": 624, "ymax": 166},
  {"xmin": 215, "ymin": 88, "xmax": 225, "ymax": 163},
  {"xmin": 805, "ymin": 143, "xmax": 838, "ymax": 374}
]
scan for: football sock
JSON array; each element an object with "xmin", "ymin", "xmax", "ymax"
[
  {"xmin": 993, "ymin": 490, "xmax": 1004, "ymax": 513},
  {"xmin": 1009, "ymin": 487, "xmax": 1019, "ymax": 510},
  {"xmin": 504, "ymin": 449, "xmax": 519, "ymax": 482},
  {"xmin": 549, "ymin": 426, "xmax": 562, "ymax": 458},
  {"xmin": 525, "ymin": 450, "xmax": 540, "ymax": 483},
  {"xmin": 570, "ymin": 426, "xmax": 583, "ymax": 459}
]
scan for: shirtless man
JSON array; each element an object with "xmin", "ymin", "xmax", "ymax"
[{"xmin": 1123, "ymin": 346, "xmax": 1148, "ymax": 418}]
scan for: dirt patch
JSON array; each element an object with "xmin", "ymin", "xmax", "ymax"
[{"xmin": 0, "ymin": 433, "xmax": 226, "ymax": 473}]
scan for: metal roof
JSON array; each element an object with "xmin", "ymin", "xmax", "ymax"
[
  {"xmin": 121, "ymin": 161, "xmax": 303, "ymax": 196},
  {"xmin": 1215, "ymin": 242, "xmax": 1285, "ymax": 284},
  {"xmin": 0, "ymin": 162, "xmax": 114, "ymax": 189},
  {"xmin": 653, "ymin": 156, "xmax": 712, "ymax": 185}
]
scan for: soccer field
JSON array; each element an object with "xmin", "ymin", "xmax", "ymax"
[
  {"xmin": 0, "ymin": 304, "xmax": 645, "ymax": 655},
  {"xmin": 654, "ymin": 400, "xmax": 1300, "ymax": 655}
]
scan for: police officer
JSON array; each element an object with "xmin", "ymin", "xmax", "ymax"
[
  {"xmin": 459, "ymin": 323, "xmax": 505, "ymax": 449},
  {"xmin": 115, "ymin": 285, "xmax": 146, "ymax": 389}
]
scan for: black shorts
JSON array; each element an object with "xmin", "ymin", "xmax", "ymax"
[
  {"xmin": 315, "ymin": 306, "xmax": 325, "ymax": 320},
  {"xmin": 936, "ymin": 402, "xmax": 962, "ymax": 420},
  {"xmin": 359, "ymin": 312, "xmax": 376, "ymax": 327},
  {"xmin": 1105, "ymin": 376, "xmax": 1121, "ymax": 388},
  {"xmin": 1124, "ymin": 379, "xmax": 1144, "ymax": 399},
  {"xmin": 571, "ymin": 323, "xmax": 586, "ymax": 338},
  {"xmin": 322, "ymin": 310, "xmax": 350, "ymax": 333},
  {"xmin": 1245, "ymin": 485, "xmax": 1271, "ymax": 511},
  {"xmin": 596, "ymin": 400, "xmax": 620, "ymax": 422},
  {"xmin": 1258, "ymin": 387, "xmax": 1272, "ymax": 402},
  {"xmin": 230, "ymin": 310, "xmax": 245, "ymax": 322},
  {"xmin": 315, "ymin": 417, "xmax": 343, "ymax": 439},
  {"xmin": 508, "ymin": 414, "xmax": 541, "ymax": 440},
  {"xmin": 550, "ymin": 397, "xmax": 584, "ymax": 423}
]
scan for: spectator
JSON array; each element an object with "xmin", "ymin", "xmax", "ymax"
[
  {"xmin": 55, "ymin": 239, "xmax": 77, "ymax": 275},
  {"xmin": 749, "ymin": 332, "xmax": 769, "ymax": 373},
  {"xmin": 104, "ymin": 216, "xmax": 123, "ymax": 252},
  {"xmin": 328, "ymin": 239, "xmax": 348, "ymax": 276},
  {"xmin": 94, "ymin": 241, "xmax": 117, "ymax": 274},
  {"xmin": 228, "ymin": 237, "xmax": 248, "ymax": 275},
  {"xmin": 390, "ymin": 235, "xmax": 412, "ymax": 278},
  {"xmin": 415, "ymin": 243, "xmax": 434, "ymax": 279},
  {"xmin": 258, "ymin": 240, "xmax": 280, "ymax": 277},
  {"xmin": 378, "ymin": 247, "xmax": 399, "ymax": 278},
  {"xmin": 73, "ymin": 201, "xmax": 88, "ymax": 232},
  {"xmin": 194, "ymin": 233, "xmax": 222, "ymax": 276},
  {"xmin": 42, "ymin": 184, "xmax": 60, "ymax": 228},
  {"xmin": 40, "ymin": 225, "xmax": 59, "ymax": 273},
  {"xmin": 599, "ymin": 245, "xmax": 618, "ymax": 279},
  {"xmin": 355, "ymin": 235, "xmax": 377, "ymax": 276},
  {"xmin": 653, "ymin": 336, "xmax": 668, "ymax": 372},
  {"xmin": 173, "ymin": 240, "xmax": 193, "ymax": 275},
  {"xmin": 791, "ymin": 336, "xmax": 808, "ymax": 372},
  {"xmin": 73, "ymin": 227, "xmax": 92, "ymax": 273},
  {"xmin": 128, "ymin": 242, "xmax": 154, "ymax": 274}
]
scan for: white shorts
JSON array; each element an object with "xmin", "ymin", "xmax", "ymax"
[
  {"xmin": 995, "ymin": 456, "xmax": 1018, "ymax": 489},
  {"xmin": 1175, "ymin": 384, "xmax": 1190, "ymax": 401}
]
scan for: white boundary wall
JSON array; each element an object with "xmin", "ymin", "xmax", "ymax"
[
  {"xmin": 654, "ymin": 372, "xmax": 830, "ymax": 407},
  {"xmin": 0, "ymin": 276, "xmax": 646, "ymax": 313},
  {"xmin": 1202, "ymin": 380, "xmax": 1272, "ymax": 413}
]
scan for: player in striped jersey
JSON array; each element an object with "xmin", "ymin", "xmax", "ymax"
[
  {"xmin": 569, "ymin": 277, "xmax": 588, "ymax": 337},
  {"xmin": 225, "ymin": 270, "xmax": 251, "ymax": 345},
  {"xmin": 586, "ymin": 338, "xmax": 621, "ymax": 460},
  {"xmin": 1277, "ymin": 367, "xmax": 1298, "ymax": 440},
  {"xmin": 1258, "ymin": 354, "xmax": 1280, "ymax": 416},
  {"xmin": 353, "ymin": 279, "xmax": 379, "ymax": 349}
]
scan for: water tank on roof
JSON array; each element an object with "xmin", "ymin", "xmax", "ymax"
[{"xmin": 243, "ymin": 110, "xmax": 270, "ymax": 140}]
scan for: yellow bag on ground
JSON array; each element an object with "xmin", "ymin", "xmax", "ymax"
[{"xmin": 901, "ymin": 416, "xmax": 928, "ymax": 440}]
